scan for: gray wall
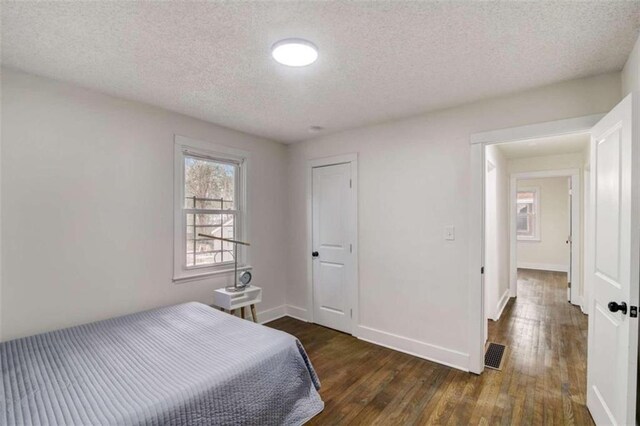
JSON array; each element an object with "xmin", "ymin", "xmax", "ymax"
[{"xmin": 1, "ymin": 68, "xmax": 290, "ymax": 340}]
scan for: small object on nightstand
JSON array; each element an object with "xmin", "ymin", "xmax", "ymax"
[
  {"xmin": 213, "ymin": 286, "xmax": 262, "ymax": 323},
  {"xmin": 239, "ymin": 270, "xmax": 252, "ymax": 286}
]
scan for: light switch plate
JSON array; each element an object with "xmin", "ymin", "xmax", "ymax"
[{"xmin": 445, "ymin": 225, "xmax": 455, "ymax": 241}]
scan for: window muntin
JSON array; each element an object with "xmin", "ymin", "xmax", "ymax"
[{"xmin": 516, "ymin": 189, "xmax": 539, "ymax": 240}]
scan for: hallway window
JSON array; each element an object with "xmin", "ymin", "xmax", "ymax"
[{"xmin": 517, "ymin": 188, "xmax": 540, "ymax": 241}]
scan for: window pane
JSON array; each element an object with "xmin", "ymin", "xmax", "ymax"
[
  {"xmin": 516, "ymin": 215, "xmax": 529, "ymax": 233},
  {"xmin": 517, "ymin": 189, "xmax": 537, "ymax": 238},
  {"xmin": 184, "ymin": 156, "xmax": 236, "ymax": 210},
  {"xmin": 186, "ymin": 213, "xmax": 235, "ymax": 267}
]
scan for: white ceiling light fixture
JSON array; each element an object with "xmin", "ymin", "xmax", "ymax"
[{"xmin": 271, "ymin": 38, "xmax": 318, "ymax": 67}]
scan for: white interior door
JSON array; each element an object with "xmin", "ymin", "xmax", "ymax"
[
  {"xmin": 587, "ymin": 93, "xmax": 639, "ymax": 425},
  {"xmin": 312, "ymin": 162, "xmax": 354, "ymax": 334}
]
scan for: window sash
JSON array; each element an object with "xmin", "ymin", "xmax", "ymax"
[
  {"xmin": 183, "ymin": 154, "xmax": 238, "ymax": 210},
  {"xmin": 516, "ymin": 188, "xmax": 539, "ymax": 240},
  {"xmin": 185, "ymin": 210, "xmax": 237, "ymax": 269},
  {"xmin": 182, "ymin": 152, "xmax": 241, "ymax": 269},
  {"xmin": 517, "ymin": 213, "xmax": 535, "ymax": 236}
]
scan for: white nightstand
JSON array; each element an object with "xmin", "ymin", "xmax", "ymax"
[{"xmin": 213, "ymin": 286, "xmax": 262, "ymax": 322}]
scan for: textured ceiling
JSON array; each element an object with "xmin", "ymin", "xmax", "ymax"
[
  {"xmin": 496, "ymin": 133, "xmax": 589, "ymax": 159},
  {"xmin": 2, "ymin": 2, "xmax": 640, "ymax": 143}
]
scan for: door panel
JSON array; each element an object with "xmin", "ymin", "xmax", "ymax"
[
  {"xmin": 312, "ymin": 163, "xmax": 353, "ymax": 334},
  {"xmin": 318, "ymin": 172, "xmax": 346, "ymax": 247},
  {"xmin": 318, "ymin": 262, "xmax": 345, "ymax": 313},
  {"xmin": 568, "ymin": 177, "xmax": 572, "ymax": 302},
  {"xmin": 595, "ymin": 126, "xmax": 621, "ymax": 281},
  {"xmin": 587, "ymin": 93, "xmax": 639, "ymax": 426}
]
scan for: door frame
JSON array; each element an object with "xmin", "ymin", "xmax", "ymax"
[
  {"xmin": 468, "ymin": 113, "xmax": 604, "ymax": 374},
  {"xmin": 509, "ymin": 169, "xmax": 581, "ymax": 306},
  {"xmin": 306, "ymin": 153, "xmax": 359, "ymax": 334}
]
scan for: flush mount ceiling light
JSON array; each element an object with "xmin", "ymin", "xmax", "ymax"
[{"xmin": 271, "ymin": 39, "xmax": 318, "ymax": 67}]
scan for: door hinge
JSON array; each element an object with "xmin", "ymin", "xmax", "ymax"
[
  {"xmin": 481, "ymin": 266, "xmax": 484, "ymax": 274},
  {"xmin": 568, "ymin": 281, "xmax": 571, "ymax": 289},
  {"xmin": 631, "ymin": 306, "xmax": 638, "ymax": 318},
  {"xmin": 350, "ymin": 309, "xmax": 353, "ymax": 318},
  {"xmin": 350, "ymin": 244, "xmax": 353, "ymax": 253},
  {"xmin": 349, "ymin": 179, "xmax": 352, "ymax": 188}
]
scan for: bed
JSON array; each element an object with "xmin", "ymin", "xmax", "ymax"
[{"xmin": 1, "ymin": 302, "xmax": 324, "ymax": 425}]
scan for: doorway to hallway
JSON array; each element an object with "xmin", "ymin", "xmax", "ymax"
[{"xmin": 483, "ymin": 133, "xmax": 589, "ymax": 344}]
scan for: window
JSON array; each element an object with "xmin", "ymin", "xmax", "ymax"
[
  {"xmin": 184, "ymin": 155, "xmax": 237, "ymax": 267},
  {"xmin": 174, "ymin": 136, "xmax": 248, "ymax": 281},
  {"xmin": 516, "ymin": 188, "xmax": 540, "ymax": 241}
]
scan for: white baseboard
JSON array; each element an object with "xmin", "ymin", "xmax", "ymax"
[
  {"xmin": 517, "ymin": 262, "xmax": 568, "ymax": 273},
  {"xmin": 257, "ymin": 305, "xmax": 287, "ymax": 324},
  {"xmin": 274, "ymin": 305, "xmax": 468, "ymax": 372},
  {"xmin": 355, "ymin": 325, "xmax": 469, "ymax": 372},
  {"xmin": 285, "ymin": 305, "xmax": 309, "ymax": 322},
  {"xmin": 257, "ymin": 305, "xmax": 310, "ymax": 324},
  {"xmin": 494, "ymin": 289, "xmax": 511, "ymax": 321}
]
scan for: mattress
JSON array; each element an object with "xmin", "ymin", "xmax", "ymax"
[{"xmin": 1, "ymin": 302, "xmax": 324, "ymax": 425}]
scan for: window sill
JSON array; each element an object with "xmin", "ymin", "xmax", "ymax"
[
  {"xmin": 173, "ymin": 265, "xmax": 252, "ymax": 284},
  {"xmin": 517, "ymin": 237, "xmax": 541, "ymax": 242}
]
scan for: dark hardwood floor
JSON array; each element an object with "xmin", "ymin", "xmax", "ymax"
[{"xmin": 267, "ymin": 269, "xmax": 593, "ymax": 425}]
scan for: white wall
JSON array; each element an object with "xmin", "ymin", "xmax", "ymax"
[
  {"xmin": 1, "ymin": 68, "xmax": 289, "ymax": 341},
  {"xmin": 286, "ymin": 72, "xmax": 621, "ymax": 370},
  {"xmin": 484, "ymin": 145, "xmax": 509, "ymax": 322},
  {"xmin": 622, "ymin": 33, "xmax": 640, "ymax": 96},
  {"xmin": 508, "ymin": 152, "xmax": 586, "ymax": 174},
  {"xmin": 516, "ymin": 177, "xmax": 570, "ymax": 272}
]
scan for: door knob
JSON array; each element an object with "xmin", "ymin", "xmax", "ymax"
[
  {"xmin": 608, "ymin": 301, "xmax": 628, "ymax": 315},
  {"xmin": 312, "ymin": 251, "xmax": 319, "ymax": 258}
]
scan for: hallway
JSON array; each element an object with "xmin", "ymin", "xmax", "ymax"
[
  {"xmin": 268, "ymin": 269, "xmax": 592, "ymax": 424},
  {"xmin": 488, "ymin": 268, "xmax": 592, "ymax": 425}
]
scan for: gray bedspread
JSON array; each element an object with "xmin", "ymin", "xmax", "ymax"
[{"xmin": 1, "ymin": 302, "xmax": 324, "ymax": 425}]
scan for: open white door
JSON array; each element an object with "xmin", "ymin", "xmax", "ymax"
[
  {"xmin": 587, "ymin": 93, "xmax": 640, "ymax": 425},
  {"xmin": 311, "ymin": 162, "xmax": 355, "ymax": 334},
  {"xmin": 568, "ymin": 177, "xmax": 573, "ymax": 303}
]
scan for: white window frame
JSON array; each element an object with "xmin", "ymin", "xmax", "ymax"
[
  {"xmin": 173, "ymin": 135, "xmax": 250, "ymax": 282},
  {"xmin": 516, "ymin": 186, "xmax": 540, "ymax": 241}
]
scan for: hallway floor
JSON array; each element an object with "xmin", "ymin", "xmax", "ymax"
[{"xmin": 267, "ymin": 269, "xmax": 592, "ymax": 424}]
